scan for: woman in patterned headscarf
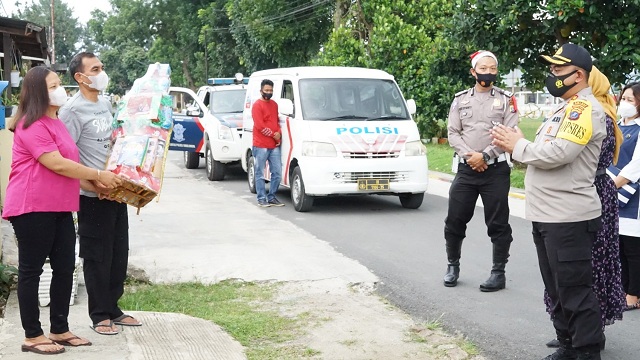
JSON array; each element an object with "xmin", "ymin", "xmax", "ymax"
[{"xmin": 544, "ymin": 65, "xmax": 625, "ymax": 350}]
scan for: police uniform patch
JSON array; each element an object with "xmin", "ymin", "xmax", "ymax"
[
  {"xmin": 556, "ymin": 98, "xmax": 593, "ymax": 145},
  {"xmin": 509, "ymin": 96, "xmax": 518, "ymax": 113}
]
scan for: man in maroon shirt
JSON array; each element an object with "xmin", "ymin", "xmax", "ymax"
[{"xmin": 252, "ymin": 79, "xmax": 284, "ymax": 207}]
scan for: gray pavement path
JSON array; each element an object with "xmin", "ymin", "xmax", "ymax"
[{"xmin": 0, "ymin": 157, "xmax": 526, "ymax": 359}]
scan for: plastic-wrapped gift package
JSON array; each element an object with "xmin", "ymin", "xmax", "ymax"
[{"xmin": 103, "ymin": 63, "xmax": 173, "ymax": 211}]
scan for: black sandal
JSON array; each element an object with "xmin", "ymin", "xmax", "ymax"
[{"xmin": 91, "ymin": 320, "xmax": 119, "ymax": 335}]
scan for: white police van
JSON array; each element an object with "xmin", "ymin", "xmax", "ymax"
[
  {"xmin": 241, "ymin": 66, "xmax": 428, "ymax": 211},
  {"xmin": 169, "ymin": 74, "xmax": 248, "ymax": 180}
]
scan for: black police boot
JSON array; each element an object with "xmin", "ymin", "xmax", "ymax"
[
  {"xmin": 576, "ymin": 351, "xmax": 601, "ymax": 360},
  {"xmin": 546, "ymin": 338, "xmax": 561, "ymax": 348},
  {"xmin": 443, "ymin": 239, "xmax": 462, "ymax": 287},
  {"xmin": 542, "ymin": 344, "xmax": 578, "ymax": 360},
  {"xmin": 575, "ymin": 343, "xmax": 602, "ymax": 360},
  {"xmin": 443, "ymin": 260, "xmax": 460, "ymax": 287},
  {"xmin": 479, "ymin": 262, "xmax": 506, "ymax": 292}
]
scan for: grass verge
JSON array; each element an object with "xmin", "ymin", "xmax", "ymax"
[
  {"xmin": 427, "ymin": 116, "xmax": 543, "ymax": 189},
  {"xmin": 119, "ymin": 280, "xmax": 318, "ymax": 360}
]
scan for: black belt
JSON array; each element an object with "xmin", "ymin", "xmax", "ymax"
[{"xmin": 595, "ymin": 168, "xmax": 607, "ymax": 176}]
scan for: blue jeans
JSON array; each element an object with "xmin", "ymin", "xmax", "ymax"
[{"xmin": 253, "ymin": 146, "xmax": 282, "ymax": 202}]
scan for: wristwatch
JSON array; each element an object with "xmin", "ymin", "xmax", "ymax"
[{"xmin": 481, "ymin": 152, "xmax": 490, "ymax": 163}]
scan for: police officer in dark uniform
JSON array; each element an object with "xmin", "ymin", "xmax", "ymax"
[{"xmin": 443, "ymin": 50, "xmax": 519, "ymax": 292}]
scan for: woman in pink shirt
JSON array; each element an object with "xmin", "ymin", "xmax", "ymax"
[{"xmin": 3, "ymin": 67, "xmax": 121, "ymax": 355}]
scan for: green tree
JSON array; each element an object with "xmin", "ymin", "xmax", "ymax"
[
  {"xmin": 13, "ymin": 0, "xmax": 83, "ymax": 64},
  {"xmin": 453, "ymin": 0, "xmax": 640, "ymax": 89},
  {"xmin": 85, "ymin": 0, "xmax": 230, "ymax": 92},
  {"xmin": 198, "ymin": 0, "xmax": 247, "ymax": 80},
  {"xmin": 226, "ymin": 0, "xmax": 334, "ymax": 72},
  {"xmin": 150, "ymin": 0, "xmax": 213, "ymax": 89},
  {"xmin": 85, "ymin": 4, "xmax": 150, "ymax": 95},
  {"xmin": 314, "ymin": 0, "xmax": 471, "ymax": 138}
]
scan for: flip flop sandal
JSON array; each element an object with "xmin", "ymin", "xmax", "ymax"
[
  {"xmin": 21, "ymin": 342, "xmax": 65, "ymax": 355},
  {"xmin": 113, "ymin": 314, "xmax": 143, "ymax": 326},
  {"xmin": 91, "ymin": 320, "xmax": 120, "ymax": 335},
  {"xmin": 625, "ymin": 301, "xmax": 640, "ymax": 311},
  {"xmin": 52, "ymin": 335, "xmax": 92, "ymax": 347}
]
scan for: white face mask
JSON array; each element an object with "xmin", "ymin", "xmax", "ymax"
[
  {"xmin": 82, "ymin": 71, "xmax": 109, "ymax": 91},
  {"xmin": 618, "ymin": 101, "xmax": 638, "ymax": 119},
  {"xmin": 49, "ymin": 86, "xmax": 68, "ymax": 106}
]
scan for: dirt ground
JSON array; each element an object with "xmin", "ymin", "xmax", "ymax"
[{"xmin": 270, "ymin": 278, "xmax": 488, "ymax": 360}]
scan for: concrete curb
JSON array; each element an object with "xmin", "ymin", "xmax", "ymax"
[{"xmin": 428, "ymin": 171, "xmax": 526, "ymax": 200}]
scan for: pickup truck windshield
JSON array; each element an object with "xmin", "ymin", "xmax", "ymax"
[
  {"xmin": 210, "ymin": 89, "xmax": 246, "ymax": 114},
  {"xmin": 299, "ymin": 78, "xmax": 410, "ymax": 121}
]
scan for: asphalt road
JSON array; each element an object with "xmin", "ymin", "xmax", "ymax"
[{"xmin": 172, "ymin": 152, "xmax": 639, "ymax": 360}]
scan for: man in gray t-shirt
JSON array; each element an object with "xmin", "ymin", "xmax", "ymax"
[
  {"xmin": 60, "ymin": 52, "xmax": 142, "ymax": 335},
  {"xmin": 61, "ymin": 91, "xmax": 112, "ymax": 197}
]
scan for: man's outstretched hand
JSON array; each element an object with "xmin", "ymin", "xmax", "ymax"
[{"xmin": 491, "ymin": 124, "xmax": 524, "ymax": 153}]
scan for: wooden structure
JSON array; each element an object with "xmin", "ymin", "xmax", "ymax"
[{"xmin": 0, "ymin": 16, "xmax": 49, "ymax": 98}]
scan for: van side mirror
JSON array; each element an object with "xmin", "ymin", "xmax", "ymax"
[
  {"xmin": 406, "ymin": 99, "xmax": 416, "ymax": 115},
  {"xmin": 276, "ymin": 98, "xmax": 294, "ymax": 117}
]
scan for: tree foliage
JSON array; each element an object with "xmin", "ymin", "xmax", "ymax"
[
  {"xmin": 20, "ymin": 0, "xmax": 637, "ymax": 136},
  {"xmin": 453, "ymin": 0, "xmax": 640, "ymax": 89},
  {"xmin": 314, "ymin": 0, "xmax": 472, "ymax": 138},
  {"xmin": 198, "ymin": 1, "xmax": 247, "ymax": 79},
  {"xmin": 13, "ymin": 0, "xmax": 82, "ymax": 64},
  {"xmin": 226, "ymin": 0, "xmax": 334, "ymax": 72}
]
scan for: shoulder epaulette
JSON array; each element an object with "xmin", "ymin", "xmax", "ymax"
[
  {"xmin": 455, "ymin": 89, "xmax": 470, "ymax": 97},
  {"xmin": 493, "ymin": 87, "xmax": 513, "ymax": 98}
]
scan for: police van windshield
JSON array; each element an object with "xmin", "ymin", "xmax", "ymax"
[
  {"xmin": 299, "ymin": 79, "xmax": 410, "ymax": 121},
  {"xmin": 210, "ymin": 89, "xmax": 246, "ymax": 114}
]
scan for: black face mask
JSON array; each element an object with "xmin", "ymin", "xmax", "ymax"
[
  {"xmin": 475, "ymin": 73, "xmax": 497, "ymax": 88},
  {"xmin": 261, "ymin": 92, "xmax": 273, "ymax": 100},
  {"xmin": 545, "ymin": 70, "xmax": 578, "ymax": 97}
]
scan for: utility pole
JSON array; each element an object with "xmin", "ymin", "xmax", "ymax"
[
  {"xmin": 204, "ymin": 31, "xmax": 208, "ymax": 80},
  {"xmin": 50, "ymin": 0, "xmax": 55, "ymax": 63}
]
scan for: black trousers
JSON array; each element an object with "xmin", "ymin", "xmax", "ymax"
[
  {"xmin": 444, "ymin": 161, "xmax": 513, "ymax": 262},
  {"xmin": 533, "ymin": 219, "xmax": 603, "ymax": 350},
  {"xmin": 10, "ymin": 212, "xmax": 76, "ymax": 338},
  {"xmin": 620, "ymin": 234, "xmax": 640, "ymax": 297},
  {"xmin": 78, "ymin": 196, "xmax": 129, "ymax": 325}
]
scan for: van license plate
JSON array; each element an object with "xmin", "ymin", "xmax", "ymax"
[{"xmin": 358, "ymin": 179, "xmax": 390, "ymax": 191}]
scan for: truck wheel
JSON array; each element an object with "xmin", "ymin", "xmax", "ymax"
[
  {"xmin": 247, "ymin": 156, "xmax": 257, "ymax": 194},
  {"xmin": 399, "ymin": 193, "xmax": 424, "ymax": 209},
  {"xmin": 291, "ymin": 166, "xmax": 314, "ymax": 212},
  {"xmin": 206, "ymin": 145, "xmax": 225, "ymax": 181},
  {"xmin": 184, "ymin": 151, "xmax": 200, "ymax": 169}
]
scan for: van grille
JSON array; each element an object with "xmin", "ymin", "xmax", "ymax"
[
  {"xmin": 334, "ymin": 171, "xmax": 408, "ymax": 183},
  {"xmin": 344, "ymin": 152, "xmax": 399, "ymax": 159}
]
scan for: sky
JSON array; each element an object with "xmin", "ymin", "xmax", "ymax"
[{"xmin": 1, "ymin": 0, "xmax": 112, "ymax": 23}]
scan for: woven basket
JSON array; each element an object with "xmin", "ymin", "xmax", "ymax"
[{"xmin": 101, "ymin": 179, "xmax": 158, "ymax": 213}]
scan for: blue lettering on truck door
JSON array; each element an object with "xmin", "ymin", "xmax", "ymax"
[
  {"xmin": 336, "ymin": 126, "xmax": 399, "ymax": 135},
  {"xmin": 169, "ymin": 114, "xmax": 205, "ymax": 152}
]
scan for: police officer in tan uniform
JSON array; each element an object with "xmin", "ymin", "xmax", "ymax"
[
  {"xmin": 492, "ymin": 43, "xmax": 605, "ymax": 360},
  {"xmin": 444, "ymin": 50, "xmax": 519, "ymax": 292}
]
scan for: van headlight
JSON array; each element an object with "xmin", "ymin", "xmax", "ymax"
[
  {"xmin": 405, "ymin": 140, "xmax": 426, "ymax": 156},
  {"xmin": 218, "ymin": 125, "xmax": 233, "ymax": 140},
  {"xmin": 302, "ymin": 141, "xmax": 337, "ymax": 157}
]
